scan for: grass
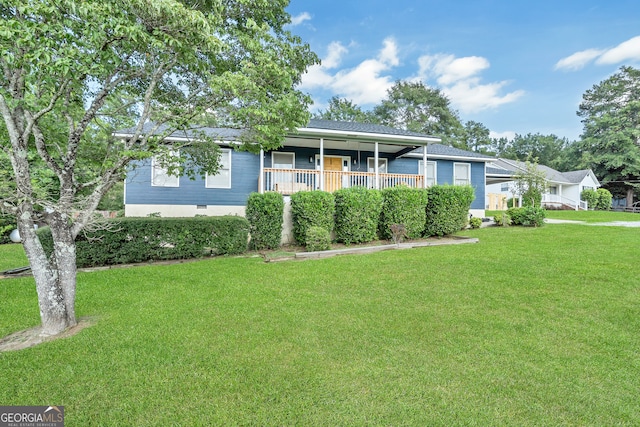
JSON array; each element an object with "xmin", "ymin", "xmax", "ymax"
[
  {"xmin": 0, "ymin": 242, "xmax": 29, "ymax": 272},
  {"xmin": 487, "ymin": 208, "xmax": 640, "ymax": 223},
  {"xmin": 1, "ymin": 222, "xmax": 639, "ymax": 425}
]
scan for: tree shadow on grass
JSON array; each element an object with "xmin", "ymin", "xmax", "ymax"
[{"xmin": 0, "ymin": 317, "xmax": 97, "ymax": 352}]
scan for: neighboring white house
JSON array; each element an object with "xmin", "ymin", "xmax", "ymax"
[{"xmin": 485, "ymin": 158, "xmax": 600, "ymax": 210}]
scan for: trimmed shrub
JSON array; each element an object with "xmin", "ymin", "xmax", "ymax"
[
  {"xmin": 246, "ymin": 192, "xmax": 284, "ymax": 250},
  {"xmin": 469, "ymin": 216, "xmax": 482, "ymax": 229},
  {"xmin": 581, "ymin": 188, "xmax": 598, "ymax": 210},
  {"xmin": 305, "ymin": 226, "xmax": 331, "ymax": 252},
  {"xmin": 379, "ymin": 186, "xmax": 428, "ymax": 240},
  {"xmin": 290, "ymin": 191, "xmax": 335, "ymax": 246},
  {"xmin": 507, "ymin": 206, "xmax": 545, "ymax": 227},
  {"xmin": 334, "ymin": 187, "xmax": 383, "ymax": 244},
  {"xmin": 494, "ymin": 212, "xmax": 511, "ymax": 227},
  {"xmin": 37, "ymin": 216, "xmax": 249, "ymax": 268},
  {"xmin": 424, "ymin": 185, "xmax": 475, "ymax": 237},
  {"xmin": 595, "ymin": 188, "xmax": 612, "ymax": 210}
]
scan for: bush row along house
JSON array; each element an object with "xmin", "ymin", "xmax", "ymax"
[{"xmin": 118, "ymin": 120, "xmax": 492, "ymax": 235}]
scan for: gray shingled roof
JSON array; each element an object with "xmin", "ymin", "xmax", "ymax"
[
  {"xmin": 117, "ymin": 120, "xmax": 496, "ymax": 162},
  {"xmin": 114, "ymin": 122, "xmax": 245, "ymax": 141},
  {"xmin": 486, "ymin": 166, "xmax": 512, "ymax": 176},
  {"xmin": 561, "ymin": 170, "xmax": 591, "ymax": 184},
  {"xmin": 307, "ymin": 119, "xmax": 435, "ymax": 139},
  {"xmin": 422, "ymin": 144, "xmax": 494, "ymax": 159},
  {"xmin": 487, "ymin": 159, "xmax": 597, "ymax": 184}
]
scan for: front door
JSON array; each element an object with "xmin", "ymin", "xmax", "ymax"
[{"xmin": 323, "ymin": 156, "xmax": 343, "ymax": 192}]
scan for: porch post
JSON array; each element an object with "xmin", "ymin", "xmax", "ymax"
[
  {"xmin": 319, "ymin": 138, "xmax": 324, "ymax": 191},
  {"xmin": 259, "ymin": 148, "xmax": 264, "ymax": 193},
  {"xmin": 374, "ymin": 141, "xmax": 379, "ymax": 189},
  {"xmin": 422, "ymin": 145, "xmax": 428, "ymax": 188}
]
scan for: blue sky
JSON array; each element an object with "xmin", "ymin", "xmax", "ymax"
[{"xmin": 285, "ymin": 0, "xmax": 640, "ymax": 141}]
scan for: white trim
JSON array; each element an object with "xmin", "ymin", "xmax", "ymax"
[
  {"xmin": 367, "ymin": 157, "xmax": 388, "ymax": 173},
  {"xmin": 125, "ymin": 204, "xmax": 246, "ymax": 217},
  {"xmin": 296, "ymin": 127, "xmax": 440, "ymax": 145},
  {"xmin": 319, "ymin": 138, "xmax": 324, "ymax": 191},
  {"xmin": 259, "ymin": 149, "xmax": 264, "ymax": 193},
  {"xmin": 418, "ymin": 160, "xmax": 437, "ymax": 187},
  {"xmin": 271, "ymin": 151, "xmax": 295, "ymax": 169},
  {"xmin": 404, "ymin": 153, "xmax": 492, "ymax": 162},
  {"xmin": 151, "ymin": 152, "xmax": 180, "ymax": 187},
  {"xmin": 453, "ymin": 162, "xmax": 471, "ymax": 186},
  {"xmin": 205, "ymin": 148, "xmax": 232, "ymax": 189}
]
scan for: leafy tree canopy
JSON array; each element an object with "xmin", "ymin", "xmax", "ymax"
[
  {"xmin": 0, "ymin": 0, "xmax": 318, "ymax": 336},
  {"xmin": 461, "ymin": 120, "xmax": 492, "ymax": 153},
  {"xmin": 373, "ymin": 81, "xmax": 465, "ymax": 147},
  {"xmin": 574, "ymin": 66, "xmax": 640, "ymax": 203},
  {"xmin": 499, "ymin": 133, "xmax": 571, "ymax": 171},
  {"xmin": 313, "ymin": 96, "xmax": 377, "ymax": 123}
]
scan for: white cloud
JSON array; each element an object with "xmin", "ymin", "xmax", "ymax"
[
  {"xmin": 323, "ymin": 41, "xmax": 348, "ymax": 69},
  {"xmin": 289, "ymin": 12, "xmax": 312, "ymax": 27},
  {"xmin": 555, "ymin": 35, "xmax": 640, "ymax": 71},
  {"xmin": 419, "ymin": 54, "xmax": 490, "ymax": 85},
  {"xmin": 554, "ymin": 49, "xmax": 604, "ymax": 71},
  {"xmin": 596, "ymin": 35, "xmax": 640, "ymax": 65},
  {"xmin": 415, "ymin": 54, "xmax": 524, "ymax": 114},
  {"xmin": 490, "ymin": 130, "xmax": 516, "ymax": 141},
  {"xmin": 300, "ymin": 38, "xmax": 400, "ymax": 105}
]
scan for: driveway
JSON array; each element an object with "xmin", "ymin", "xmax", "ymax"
[{"xmin": 545, "ymin": 218, "xmax": 640, "ymax": 227}]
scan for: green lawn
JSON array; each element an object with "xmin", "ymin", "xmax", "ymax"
[
  {"xmin": 0, "ymin": 242, "xmax": 29, "ymax": 272},
  {"xmin": 487, "ymin": 208, "xmax": 640, "ymax": 223},
  {"xmin": 1, "ymin": 224, "xmax": 639, "ymax": 426}
]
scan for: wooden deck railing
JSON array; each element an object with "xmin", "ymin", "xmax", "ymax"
[{"xmin": 263, "ymin": 168, "xmax": 425, "ymax": 194}]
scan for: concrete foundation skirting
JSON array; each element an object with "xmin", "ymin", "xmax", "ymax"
[{"xmin": 295, "ymin": 236, "xmax": 478, "ymax": 259}]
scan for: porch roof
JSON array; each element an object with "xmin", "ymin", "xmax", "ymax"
[{"xmin": 286, "ymin": 119, "xmax": 441, "ymax": 155}]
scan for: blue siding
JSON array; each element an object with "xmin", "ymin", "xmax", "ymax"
[
  {"xmin": 126, "ymin": 150, "xmax": 259, "ymax": 206},
  {"xmin": 126, "ymin": 146, "xmax": 486, "ymax": 210}
]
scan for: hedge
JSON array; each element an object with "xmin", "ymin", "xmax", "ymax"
[
  {"xmin": 334, "ymin": 187, "xmax": 383, "ymax": 244},
  {"xmin": 581, "ymin": 188, "xmax": 598, "ymax": 209},
  {"xmin": 506, "ymin": 206, "xmax": 545, "ymax": 227},
  {"xmin": 290, "ymin": 191, "xmax": 335, "ymax": 246},
  {"xmin": 595, "ymin": 188, "xmax": 612, "ymax": 210},
  {"xmin": 246, "ymin": 192, "xmax": 284, "ymax": 250},
  {"xmin": 379, "ymin": 186, "xmax": 428, "ymax": 240},
  {"xmin": 424, "ymin": 185, "xmax": 475, "ymax": 237},
  {"xmin": 305, "ymin": 226, "xmax": 331, "ymax": 252},
  {"xmin": 37, "ymin": 216, "xmax": 249, "ymax": 268}
]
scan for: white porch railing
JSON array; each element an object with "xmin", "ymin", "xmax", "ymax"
[
  {"xmin": 262, "ymin": 168, "xmax": 425, "ymax": 194},
  {"xmin": 542, "ymin": 194, "xmax": 587, "ymax": 210}
]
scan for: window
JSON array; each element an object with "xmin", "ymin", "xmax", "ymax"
[
  {"xmin": 418, "ymin": 161, "xmax": 437, "ymax": 187},
  {"xmin": 453, "ymin": 163, "xmax": 471, "ymax": 186},
  {"xmin": 549, "ymin": 186, "xmax": 558, "ymax": 195},
  {"xmin": 367, "ymin": 157, "xmax": 388, "ymax": 173},
  {"xmin": 501, "ymin": 183, "xmax": 509, "ymax": 192},
  {"xmin": 151, "ymin": 152, "xmax": 180, "ymax": 187},
  {"xmin": 206, "ymin": 149, "xmax": 231, "ymax": 188},
  {"xmin": 272, "ymin": 152, "xmax": 295, "ymax": 169}
]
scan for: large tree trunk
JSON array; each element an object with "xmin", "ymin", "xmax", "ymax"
[
  {"xmin": 19, "ymin": 212, "xmax": 77, "ymax": 336},
  {"xmin": 626, "ymin": 188, "xmax": 635, "ymax": 208}
]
